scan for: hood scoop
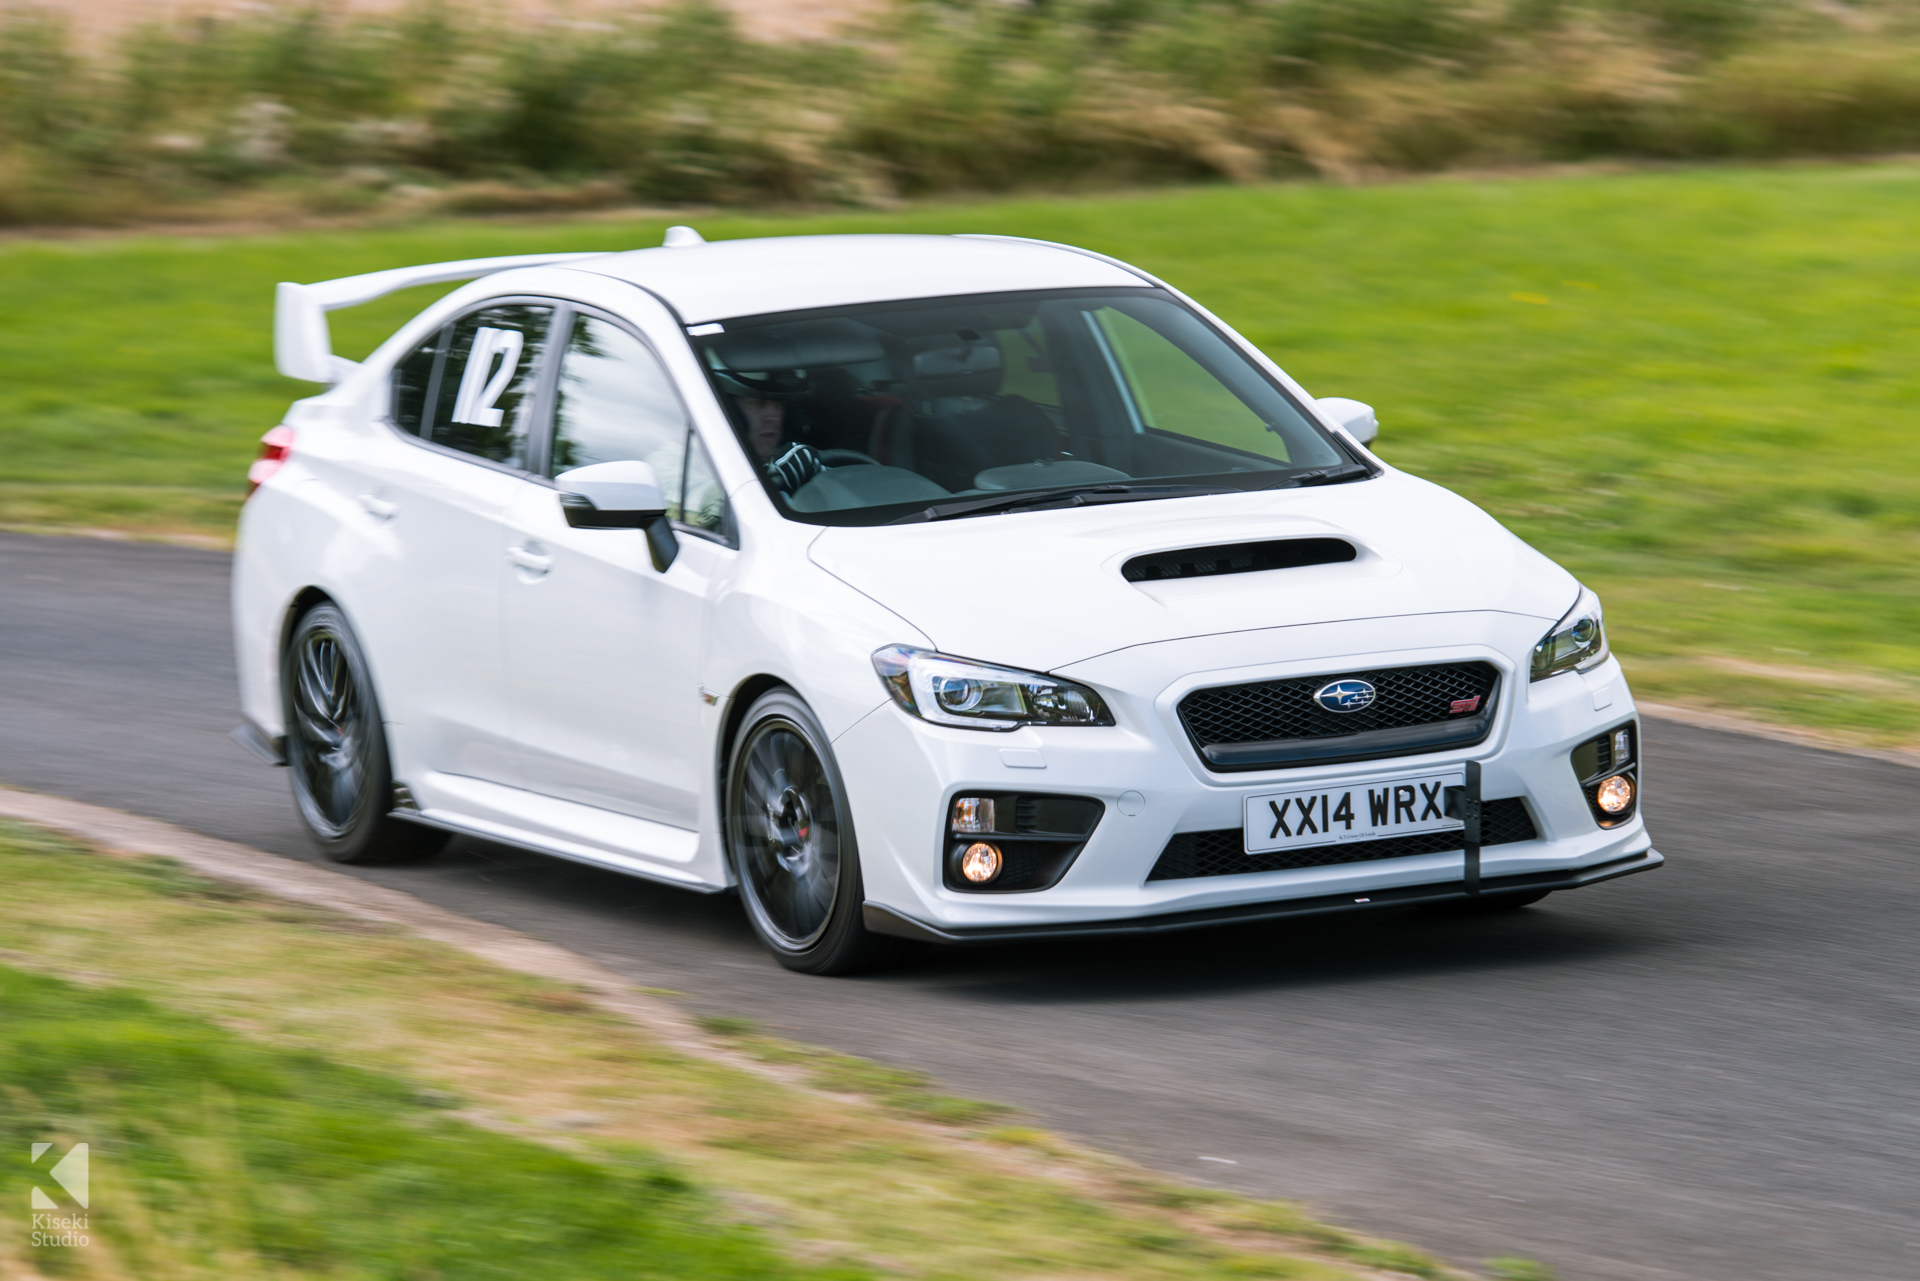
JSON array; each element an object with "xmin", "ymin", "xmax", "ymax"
[{"xmin": 1122, "ymin": 537, "xmax": 1357, "ymax": 584}]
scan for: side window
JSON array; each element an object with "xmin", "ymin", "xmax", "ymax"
[
  {"xmin": 678, "ymin": 433, "xmax": 731, "ymax": 541},
  {"xmin": 549, "ymin": 314, "xmax": 689, "ymax": 487},
  {"xmin": 424, "ymin": 304, "xmax": 554, "ymax": 467},
  {"xmin": 392, "ymin": 328, "xmax": 444, "ymax": 436}
]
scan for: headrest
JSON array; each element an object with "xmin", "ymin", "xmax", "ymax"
[
  {"xmin": 708, "ymin": 320, "xmax": 884, "ymax": 373},
  {"xmin": 910, "ymin": 341, "xmax": 1002, "ymax": 399}
]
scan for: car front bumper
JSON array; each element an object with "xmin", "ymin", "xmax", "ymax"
[{"xmin": 836, "ymin": 616, "xmax": 1655, "ymax": 937}]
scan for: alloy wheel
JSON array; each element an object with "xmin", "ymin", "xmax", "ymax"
[
  {"xmin": 733, "ymin": 719, "xmax": 842, "ymax": 949},
  {"xmin": 290, "ymin": 622, "xmax": 368, "ymax": 838}
]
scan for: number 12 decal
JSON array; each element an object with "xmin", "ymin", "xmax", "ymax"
[{"xmin": 451, "ymin": 326, "xmax": 524, "ymax": 428}]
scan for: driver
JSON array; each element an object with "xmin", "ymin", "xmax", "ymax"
[{"xmin": 717, "ymin": 367, "xmax": 822, "ymax": 495}]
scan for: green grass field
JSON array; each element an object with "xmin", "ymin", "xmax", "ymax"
[
  {"xmin": 0, "ymin": 821, "xmax": 1448, "ymax": 1280},
  {"xmin": 2, "ymin": 961, "xmax": 858, "ymax": 1279},
  {"xmin": 3, "ymin": 162, "xmax": 1917, "ymax": 742}
]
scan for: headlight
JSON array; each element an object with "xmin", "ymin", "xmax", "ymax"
[
  {"xmin": 1531, "ymin": 586, "xmax": 1609, "ymax": 681},
  {"xmin": 871, "ymin": 646, "xmax": 1114, "ymax": 731}
]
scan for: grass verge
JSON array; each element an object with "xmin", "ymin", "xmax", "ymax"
[
  {"xmin": 3, "ymin": 163, "xmax": 1915, "ymax": 744},
  {"xmin": 0, "ymin": 820, "xmax": 1479, "ymax": 1280},
  {"xmin": 1, "ymin": 964, "xmax": 850, "ymax": 1280}
]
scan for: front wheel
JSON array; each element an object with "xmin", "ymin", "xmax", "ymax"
[
  {"xmin": 283, "ymin": 602, "xmax": 447, "ymax": 865},
  {"xmin": 725, "ymin": 688, "xmax": 891, "ymax": 975}
]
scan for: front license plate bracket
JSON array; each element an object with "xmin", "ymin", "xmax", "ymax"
[{"xmin": 1444, "ymin": 760, "xmax": 1482, "ymax": 895}]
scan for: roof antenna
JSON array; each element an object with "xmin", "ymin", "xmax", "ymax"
[{"xmin": 662, "ymin": 225, "xmax": 705, "ymax": 248}]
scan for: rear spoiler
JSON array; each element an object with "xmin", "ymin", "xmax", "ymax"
[{"xmin": 273, "ymin": 252, "xmax": 610, "ymax": 384}]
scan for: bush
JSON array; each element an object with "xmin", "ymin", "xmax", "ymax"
[{"xmin": 2, "ymin": 0, "xmax": 1919, "ymax": 223}]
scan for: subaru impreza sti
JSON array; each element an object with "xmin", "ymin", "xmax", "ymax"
[{"xmin": 232, "ymin": 228, "xmax": 1658, "ymax": 973}]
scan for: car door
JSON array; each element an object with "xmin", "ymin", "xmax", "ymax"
[
  {"xmin": 500, "ymin": 306, "xmax": 734, "ymax": 829},
  {"xmin": 341, "ymin": 301, "xmax": 555, "ymax": 787}
]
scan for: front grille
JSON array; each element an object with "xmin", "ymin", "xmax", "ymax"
[
  {"xmin": 1177, "ymin": 661, "xmax": 1501, "ymax": 771},
  {"xmin": 1146, "ymin": 797, "xmax": 1537, "ymax": 881}
]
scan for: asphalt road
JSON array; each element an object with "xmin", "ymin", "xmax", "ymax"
[{"xmin": 3, "ymin": 529, "xmax": 1915, "ymax": 1281}]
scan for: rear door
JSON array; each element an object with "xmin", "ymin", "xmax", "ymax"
[
  {"xmin": 500, "ymin": 305, "xmax": 735, "ymax": 829},
  {"xmin": 343, "ymin": 301, "xmax": 556, "ymax": 787}
]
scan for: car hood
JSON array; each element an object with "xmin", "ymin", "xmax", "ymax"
[{"xmin": 806, "ymin": 470, "xmax": 1578, "ymax": 674}]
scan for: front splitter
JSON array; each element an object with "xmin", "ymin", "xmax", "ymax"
[{"xmin": 864, "ymin": 847, "xmax": 1663, "ymax": 945}]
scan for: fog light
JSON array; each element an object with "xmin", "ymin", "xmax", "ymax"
[
  {"xmin": 951, "ymin": 796, "xmax": 995, "ymax": 833},
  {"xmin": 1595, "ymin": 774, "xmax": 1634, "ymax": 815},
  {"xmin": 960, "ymin": 842, "xmax": 1003, "ymax": 884}
]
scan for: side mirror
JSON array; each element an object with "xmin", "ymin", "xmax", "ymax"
[
  {"xmin": 1315, "ymin": 397, "xmax": 1378, "ymax": 446},
  {"xmin": 555, "ymin": 460, "xmax": 678, "ymax": 571}
]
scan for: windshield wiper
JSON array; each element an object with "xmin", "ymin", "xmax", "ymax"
[
  {"xmin": 1272, "ymin": 463, "xmax": 1375, "ymax": 489},
  {"xmin": 890, "ymin": 483, "xmax": 1237, "ymax": 525}
]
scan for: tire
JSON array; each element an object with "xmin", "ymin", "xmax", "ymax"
[
  {"xmin": 724, "ymin": 688, "xmax": 892, "ymax": 975},
  {"xmin": 283, "ymin": 602, "xmax": 448, "ymax": 865}
]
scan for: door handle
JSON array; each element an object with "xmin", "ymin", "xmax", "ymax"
[
  {"xmin": 507, "ymin": 545, "xmax": 552, "ymax": 575},
  {"xmin": 358, "ymin": 494, "xmax": 398, "ymax": 520}
]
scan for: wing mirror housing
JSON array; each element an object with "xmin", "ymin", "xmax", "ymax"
[
  {"xmin": 1316, "ymin": 397, "xmax": 1378, "ymax": 446},
  {"xmin": 554, "ymin": 460, "xmax": 679, "ymax": 571}
]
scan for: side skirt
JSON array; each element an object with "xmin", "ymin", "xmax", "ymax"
[{"xmin": 394, "ymin": 808, "xmax": 729, "ymax": 893}]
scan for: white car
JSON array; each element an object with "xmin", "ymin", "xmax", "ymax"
[{"xmin": 232, "ymin": 229, "xmax": 1659, "ymax": 973}]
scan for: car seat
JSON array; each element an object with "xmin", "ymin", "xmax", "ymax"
[
  {"xmin": 871, "ymin": 339, "xmax": 1060, "ymax": 490},
  {"xmin": 800, "ymin": 365, "xmax": 908, "ymax": 459}
]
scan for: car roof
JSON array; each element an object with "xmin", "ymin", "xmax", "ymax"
[{"xmin": 577, "ymin": 234, "xmax": 1149, "ymax": 325}]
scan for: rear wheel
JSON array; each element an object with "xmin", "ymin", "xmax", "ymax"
[
  {"xmin": 284, "ymin": 602, "xmax": 447, "ymax": 865},
  {"xmin": 725, "ymin": 688, "xmax": 892, "ymax": 975}
]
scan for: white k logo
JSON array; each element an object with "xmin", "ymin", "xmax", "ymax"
[{"xmin": 30, "ymin": 1143, "xmax": 87, "ymax": 1209}]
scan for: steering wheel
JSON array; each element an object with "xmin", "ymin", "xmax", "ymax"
[{"xmin": 816, "ymin": 449, "xmax": 882, "ymax": 468}]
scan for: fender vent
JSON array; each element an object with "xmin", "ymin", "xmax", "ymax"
[{"xmin": 1122, "ymin": 538, "xmax": 1356, "ymax": 584}]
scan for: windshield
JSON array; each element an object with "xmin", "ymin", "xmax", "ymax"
[{"xmin": 692, "ymin": 287, "xmax": 1363, "ymax": 525}]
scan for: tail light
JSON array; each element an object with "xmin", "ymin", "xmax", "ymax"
[{"xmin": 246, "ymin": 426, "xmax": 295, "ymax": 498}]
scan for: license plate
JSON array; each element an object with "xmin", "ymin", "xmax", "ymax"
[{"xmin": 1243, "ymin": 771, "xmax": 1465, "ymax": 854}]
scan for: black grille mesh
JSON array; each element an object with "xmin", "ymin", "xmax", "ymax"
[
  {"xmin": 1179, "ymin": 662, "xmax": 1500, "ymax": 747},
  {"xmin": 1146, "ymin": 797, "xmax": 1537, "ymax": 881},
  {"xmin": 997, "ymin": 842, "xmax": 1047, "ymax": 887}
]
